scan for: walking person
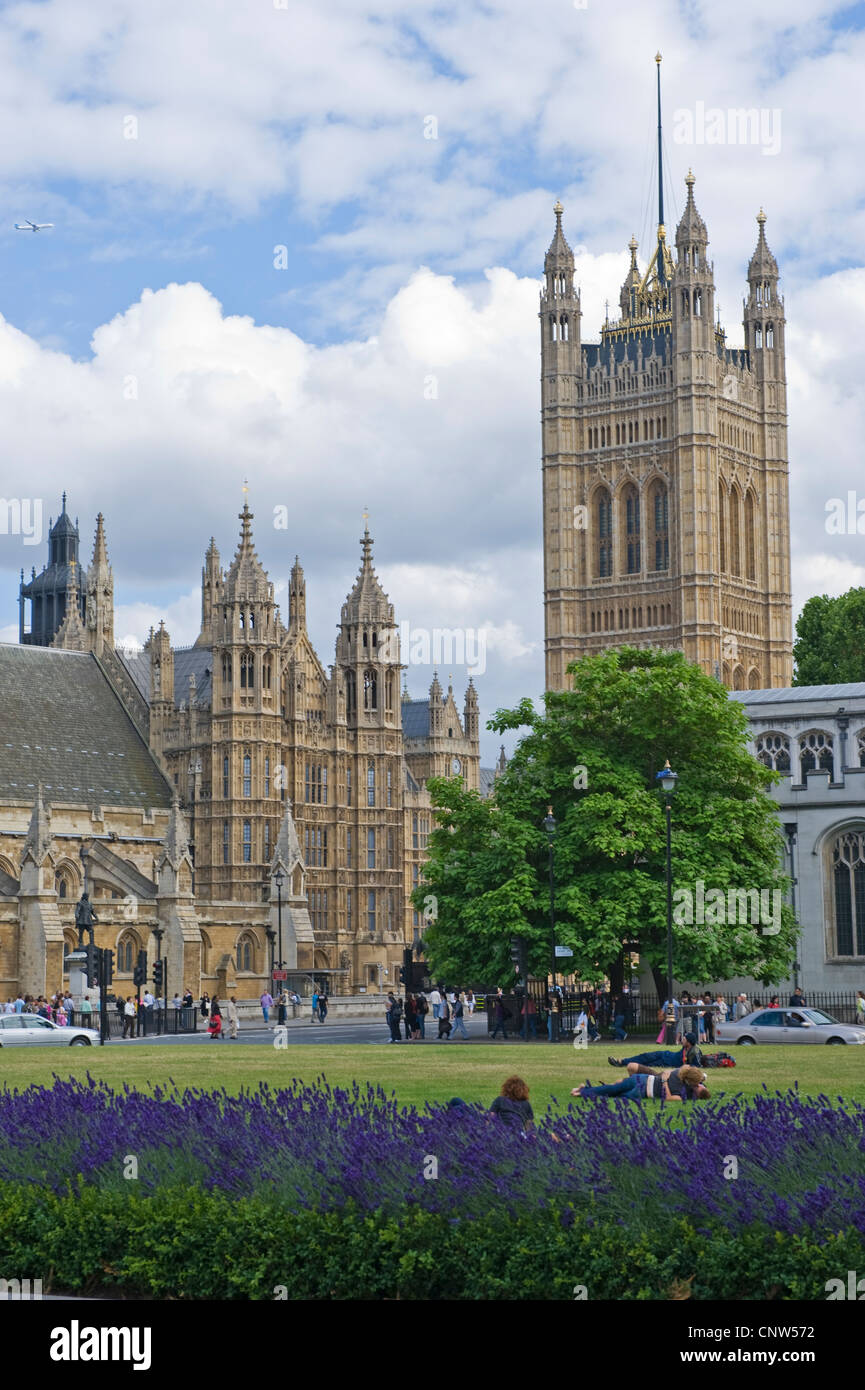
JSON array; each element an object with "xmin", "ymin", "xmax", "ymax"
[
  {"xmin": 437, "ymin": 995, "xmax": 452, "ymax": 1040},
  {"xmin": 227, "ymin": 995, "xmax": 239, "ymax": 1040},
  {"xmin": 702, "ymin": 992, "xmax": 716, "ymax": 1044},
  {"xmin": 311, "ymin": 988, "xmax": 319, "ymax": 1022},
  {"xmin": 123, "ymin": 996, "xmax": 136, "ymax": 1039},
  {"xmin": 857, "ymin": 990, "xmax": 865, "ymax": 1025},
  {"xmin": 429, "ymin": 985, "xmax": 442, "ymax": 1020},
  {"xmin": 200, "ymin": 992, "xmax": 210, "ymax": 1021},
  {"xmin": 415, "ymin": 991, "xmax": 427, "ymax": 1039},
  {"xmin": 318, "ymin": 990, "xmax": 328, "ymax": 1024},
  {"xmin": 736, "ymin": 993, "xmax": 751, "ymax": 1020},
  {"xmin": 465, "ymin": 988, "xmax": 475, "ymax": 1017},
  {"xmin": 611, "ymin": 992, "xmax": 629, "ymax": 1043},
  {"xmin": 491, "ymin": 989, "xmax": 509, "ymax": 1040},
  {"xmin": 259, "ymin": 989, "xmax": 273, "ymax": 1025},
  {"xmin": 451, "ymin": 992, "xmax": 469, "ymax": 1039},
  {"xmin": 715, "ymin": 994, "xmax": 729, "ymax": 1032},
  {"xmin": 520, "ymin": 993, "xmax": 538, "ymax": 1039},
  {"xmin": 276, "ymin": 991, "xmax": 287, "ymax": 1026},
  {"xmin": 386, "ymin": 992, "xmax": 402, "ymax": 1043},
  {"xmin": 208, "ymin": 997, "xmax": 224, "ymax": 1039},
  {"xmin": 404, "ymin": 993, "xmax": 417, "ymax": 1041}
]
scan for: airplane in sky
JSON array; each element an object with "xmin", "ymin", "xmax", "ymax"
[{"xmin": 14, "ymin": 220, "xmax": 53, "ymax": 232}]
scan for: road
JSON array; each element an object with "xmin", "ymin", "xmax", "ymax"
[{"xmin": 104, "ymin": 1014, "xmax": 553, "ymax": 1046}]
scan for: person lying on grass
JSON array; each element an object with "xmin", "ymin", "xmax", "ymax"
[
  {"xmin": 571, "ymin": 1064, "xmax": 709, "ymax": 1103},
  {"xmin": 607, "ymin": 1031, "xmax": 703, "ymax": 1070}
]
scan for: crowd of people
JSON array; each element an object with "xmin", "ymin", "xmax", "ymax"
[
  {"xmin": 1, "ymin": 992, "xmax": 84, "ymax": 1023},
  {"xmin": 384, "ymin": 985, "xmax": 476, "ymax": 1041}
]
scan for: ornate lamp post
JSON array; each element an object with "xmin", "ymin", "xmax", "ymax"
[
  {"xmin": 783, "ymin": 822, "xmax": 799, "ymax": 991},
  {"xmin": 273, "ymin": 866, "xmax": 285, "ymax": 989},
  {"xmin": 654, "ymin": 760, "xmax": 679, "ymax": 1044},
  {"xmin": 543, "ymin": 807, "xmax": 558, "ymax": 1039},
  {"xmin": 266, "ymin": 927, "xmax": 276, "ymax": 984}
]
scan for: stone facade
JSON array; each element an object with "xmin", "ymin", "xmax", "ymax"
[
  {"xmin": 541, "ymin": 178, "xmax": 793, "ymax": 693},
  {"xmin": 5, "ymin": 506, "xmax": 490, "ymax": 1001}
]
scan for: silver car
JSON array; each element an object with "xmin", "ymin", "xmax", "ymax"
[
  {"xmin": 0, "ymin": 1015, "xmax": 99, "ymax": 1047},
  {"xmin": 717, "ymin": 1007, "xmax": 865, "ymax": 1046}
]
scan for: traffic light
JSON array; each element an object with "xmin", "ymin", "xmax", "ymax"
[
  {"xmin": 153, "ymin": 958, "xmax": 164, "ymax": 993},
  {"xmin": 509, "ymin": 936, "xmax": 528, "ymax": 979},
  {"xmin": 133, "ymin": 950, "xmax": 147, "ymax": 987},
  {"xmin": 101, "ymin": 948, "xmax": 114, "ymax": 988},
  {"xmin": 83, "ymin": 943, "xmax": 97, "ymax": 987},
  {"xmin": 398, "ymin": 947, "xmax": 411, "ymax": 987}
]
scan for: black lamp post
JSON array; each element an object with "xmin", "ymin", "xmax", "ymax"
[
  {"xmin": 654, "ymin": 760, "xmax": 679, "ymax": 1044},
  {"xmin": 783, "ymin": 822, "xmax": 799, "ymax": 991},
  {"xmin": 543, "ymin": 807, "xmax": 557, "ymax": 1038},
  {"xmin": 273, "ymin": 867, "xmax": 285, "ymax": 989}
]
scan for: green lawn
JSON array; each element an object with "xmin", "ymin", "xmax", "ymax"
[{"xmin": 1, "ymin": 1041, "xmax": 863, "ymax": 1112}]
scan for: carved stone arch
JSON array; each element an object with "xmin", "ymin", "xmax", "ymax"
[
  {"xmin": 54, "ymin": 857, "xmax": 82, "ymax": 902},
  {"xmin": 819, "ymin": 820, "xmax": 865, "ymax": 959},
  {"xmin": 732, "ymin": 664, "xmax": 745, "ymax": 690},
  {"xmin": 0, "ymin": 855, "xmax": 17, "ymax": 879},
  {"xmin": 798, "ymin": 728, "xmax": 834, "ymax": 779},
  {"xmin": 116, "ymin": 928, "xmax": 143, "ymax": 975},
  {"xmin": 200, "ymin": 929, "xmax": 212, "ymax": 976},
  {"xmin": 235, "ymin": 930, "xmax": 259, "ymax": 974},
  {"xmin": 747, "ymin": 666, "xmax": 761, "ymax": 690}
]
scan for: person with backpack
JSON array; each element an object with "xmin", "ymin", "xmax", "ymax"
[
  {"xmin": 386, "ymin": 992, "xmax": 402, "ymax": 1042},
  {"xmin": 414, "ymin": 991, "xmax": 428, "ymax": 1039},
  {"xmin": 608, "ymin": 1031, "xmax": 704, "ymax": 1070},
  {"xmin": 311, "ymin": 989, "xmax": 319, "ymax": 1023},
  {"xmin": 451, "ymin": 992, "xmax": 469, "ymax": 1039},
  {"xmin": 437, "ymin": 995, "xmax": 452, "ymax": 1040}
]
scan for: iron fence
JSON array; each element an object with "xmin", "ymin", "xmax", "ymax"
[{"xmin": 69, "ymin": 1005, "xmax": 199, "ymax": 1037}]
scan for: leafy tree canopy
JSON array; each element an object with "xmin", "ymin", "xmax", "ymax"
[
  {"xmin": 794, "ymin": 588, "xmax": 865, "ymax": 685},
  {"xmin": 415, "ymin": 648, "xmax": 796, "ymax": 991}
]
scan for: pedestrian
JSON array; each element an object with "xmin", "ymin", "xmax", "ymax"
[
  {"xmin": 465, "ymin": 988, "xmax": 475, "ymax": 1016},
  {"xmin": 612, "ymin": 993, "xmax": 629, "ymax": 1043},
  {"xmin": 227, "ymin": 995, "xmax": 239, "ymax": 1039},
  {"xmin": 182, "ymin": 988, "xmax": 194, "ymax": 1010},
  {"xmin": 489, "ymin": 1076, "xmax": 533, "ymax": 1131},
  {"xmin": 437, "ymin": 996, "xmax": 452, "ymax": 1040},
  {"xmin": 172, "ymin": 993, "xmax": 182, "ymax": 1010},
  {"xmin": 56, "ymin": 1001, "xmax": 67, "ymax": 1027},
  {"xmin": 386, "ymin": 992, "xmax": 402, "ymax": 1043},
  {"xmin": 520, "ymin": 993, "xmax": 538, "ymax": 1039},
  {"xmin": 768, "ymin": 995, "xmax": 780, "ymax": 1009},
  {"xmin": 702, "ymin": 992, "xmax": 716, "ymax": 1045},
  {"xmin": 451, "ymin": 992, "xmax": 469, "ymax": 1039},
  {"xmin": 415, "ymin": 991, "xmax": 428, "ymax": 1039},
  {"xmin": 790, "ymin": 986, "xmax": 806, "ymax": 1007},
  {"xmin": 318, "ymin": 990, "xmax": 328, "ymax": 1024},
  {"xmin": 260, "ymin": 989, "xmax": 273, "ymax": 1025},
  {"xmin": 856, "ymin": 990, "xmax": 865, "ymax": 1024},
  {"xmin": 491, "ymin": 990, "xmax": 508, "ymax": 1040},
  {"xmin": 80, "ymin": 994, "xmax": 92, "ymax": 1020},
  {"xmin": 715, "ymin": 994, "xmax": 729, "ymax": 1032},
  {"xmin": 208, "ymin": 997, "xmax": 224, "ymax": 1039},
  {"xmin": 429, "ymin": 985, "xmax": 442, "ymax": 1020},
  {"xmin": 123, "ymin": 996, "xmax": 136, "ymax": 1039},
  {"xmin": 736, "ymin": 993, "xmax": 751, "ymax": 1020},
  {"xmin": 277, "ymin": 991, "xmax": 287, "ymax": 1026},
  {"xmin": 200, "ymin": 992, "xmax": 210, "ymax": 1020},
  {"xmin": 404, "ymin": 993, "xmax": 417, "ymax": 1041},
  {"xmin": 290, "ymin": 991, "xmax": 300, "ymax": 1019}
]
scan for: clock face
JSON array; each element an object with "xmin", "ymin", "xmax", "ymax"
[{"xmin": 451, "ymin": 758, "xmax": 462, "ymax": 775}]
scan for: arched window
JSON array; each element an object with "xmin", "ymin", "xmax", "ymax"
[
  {"xmin": 236, "ymin": 933, "xmax": 256, "ymax": 972},
  {"xmin": 745, "ymin": 490, "xmax": 756, "ymax": 581},
  {"xmin": 733, "ymin": 666, "xmax": 744, "ymax": 690},
  {"xmin": 623, "ymin": 485, "xmax": 640, "ymax": 574},
  {"xmin": 799, "ymin": 730, "xmax": 833, "ymax": 780},
  {"xmin": 766, "ymin": 324, "xmax": 774, "ymax": 348},
  {"xmin": 243, "ymin": 753, "xmax": 252, "ymax": 798},
  {"xmin": 243, "ymin": 820, "xmax": 252, "ymax": 863},
  {"xmin": 729, "ymin": 487, "xmax": 742, "ymax": 577},
  {"xmin": 718, "ymin": 482, "xmax": 727, "ymax": 572},
  {"xmin": 367, "ymin": 762, "xmax": 375, "ymax": 807},
  {"xmin": 223, "ymin": 755, "xmax": 230, "ymax": 798},
  {"xmin": 262, "ymin": 656, "xmax": 272, "ymax": 689},
  {"xmin": 240, "ymin": 652, "xmax": 255, "ymax": 689},
  {"xmin": 748, "ymin": 668, "xmax": 761, "ymax": 689},
  {"xmin": 755, "ymin": 733, "xmax": 790, "ymax": 772},
  {"xmin": 596, "ymin": 489, "xmax": 613, "ymax": 578},
  {"xmin": 831, "ymin": 830, "xmax": 865, "ymax": 956},
  {"xmin": 649, "ymin": 483, "xmax": 668, "ymax": 571},
  {"xmin": 222, "ymin": 654, "xmax": 232, "ymax": 688},
  {"xmin": 117, "ymin": 933, "xmax": 138, "ymax": 974},
  {"xmin": 345, "ymin": 669, "xmax": 356, "ymax": 718},
  {"xmin": 363, "ymin": 669, "xmax": 377, "ymax": 711}
]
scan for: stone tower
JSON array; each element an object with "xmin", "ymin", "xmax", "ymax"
[
  {"xmin": 86, "ymin": 513, "xmax": 114, "ymax": 657},
  {"xmin": 541, "ymin": 66, "xmax": 792, "ymax": 693},
  {"xmin": 18, "ymin": 495, "xmax": 86, "ymax": 646}
]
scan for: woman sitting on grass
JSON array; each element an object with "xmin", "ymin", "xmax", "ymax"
[
  {"xmin": 489, "ymin": 1075, "xmax": 534, "ymax": 1130},
  {"xmin": 571, "ymin": 1064, "xmax": 708, "ymax": 1103}
]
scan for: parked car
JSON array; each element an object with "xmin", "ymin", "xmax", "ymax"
[
  {"xmin": 717, "ymin": 1007, "xmax": 865, "ymax": 1046},
  {"xmin": 0, "ymin": 1015, "xmax": 99, "ymax": 1047}
]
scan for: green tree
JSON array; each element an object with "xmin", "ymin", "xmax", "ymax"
[
  {"xmin": 794, "ymin": 588, "xmax": 865, "ymax": 685},
  {"xmin": 415, "ymin": 649, "xmax": 796, "ymax": 993}
]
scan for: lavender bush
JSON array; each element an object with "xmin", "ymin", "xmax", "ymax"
[{"xmin": 0, "ymin": 1076, "xmax": 862, "ymax": 1238}]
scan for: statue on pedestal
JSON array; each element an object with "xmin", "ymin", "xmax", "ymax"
[{"xmin": 74, "ymin": 891, "xmax": 98, "ymax": 948}]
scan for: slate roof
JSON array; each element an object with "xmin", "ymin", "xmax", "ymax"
[
  {"xmin": 479, "ymin": 767, "xmax": 497, "ymax": 798},
  {"xmin": 118, "ymin": 645, "xmax": 214, "ymax": 707},
  {"xmin": 402, "ymin": 699, "xmax": 431, "ymax": 740},
  {"xmin": 0, "ymin": 644, "xmax": 173, "ymax": 808},
  {"xmin": 730, "ymin": 683, "xmax": 865, "ymax": 706}
]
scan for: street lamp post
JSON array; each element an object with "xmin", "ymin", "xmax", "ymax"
[
  {"xmin": 654, "ymin": 761, "xmax": 679, "ymax": 1045},
  {"xmin": 273, "ymin": 867, "xmax": 285, "ymax": 990},
  {"xmin": 266, "ymin": 928, "xmax": 276, "ymax": 984},
  {"xmin": 543, "ymin": 807, "xmax": 558, "ymax": 1040},
  {"xmin": 783, "ymin": 822, "xmax": 800, "ymax": 991}
]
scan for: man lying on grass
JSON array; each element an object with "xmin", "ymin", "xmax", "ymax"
[
  {"xmin": 571, "ymin": 1064, "xmax": 709, "ymax": 1103},
  {"xmin": 607, "ymin": 1031, "xmax": 703, "ymax": 1070}
]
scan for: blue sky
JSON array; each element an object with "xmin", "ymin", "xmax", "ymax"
[{"xmin": 2, "ymin": 0, "xmax": 865, "ymax": 760}]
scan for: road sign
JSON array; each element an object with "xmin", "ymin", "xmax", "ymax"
[
  {"xmin": 272, "ymin": 970, "xmax": 288, "ymax": 981},
  {"xmin": 554, "ymin": 945, "xmax": 573, "ymax": 957}
]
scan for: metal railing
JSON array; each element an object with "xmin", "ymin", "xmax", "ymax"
[{"xmin": 69, "ymin": 1005, "xmax": 199, "ymax": 1037}]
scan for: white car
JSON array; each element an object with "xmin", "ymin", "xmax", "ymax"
[
  {"xmin": 716, "ymin": 1007, "xmax": 865, "ymax": 1046},
  {"xmin": 0, "ymin": 1015, "xmax": 99, "ymax": 1047}
]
